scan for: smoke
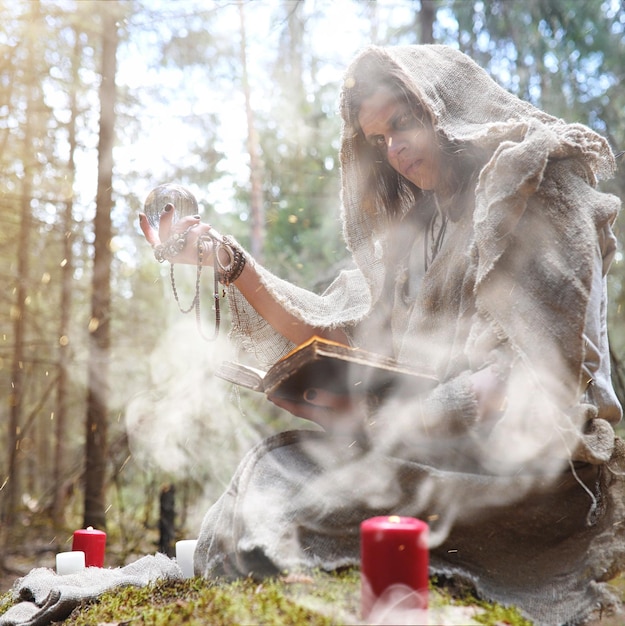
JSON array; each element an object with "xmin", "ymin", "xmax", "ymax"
[
  {"xmin": 124, "ymin": 315, "xmax": 260, "ymax": 506},
  {"xmin": 361, "ymin": 331, "xmax": 590, "ymax": 537},
  {"xmin": 125, "ymin": 237, "xmax": 602, "ymax": 623}
]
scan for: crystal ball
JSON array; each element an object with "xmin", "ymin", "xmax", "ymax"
[{"xmin": 143, "ymin": 183, "xmax": 199, "ymax": 229}]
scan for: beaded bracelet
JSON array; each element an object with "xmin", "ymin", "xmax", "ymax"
[
  {"xmin": 213, "ymin": 235, "xmax": 247, "ymax": 286},
  {"xmin": 152, "ymin": 228, "xmax": 246, "ymax": 341},
  {"xmin": 153, "ymin": 225, "xmax": 197, "ymax": 263},
  {"xmin": 153, "ymin": 228, "xmax": 246, "ymax": 286}
]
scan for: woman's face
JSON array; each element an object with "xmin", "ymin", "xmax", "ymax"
[{"xmin": 357, "ymin": 87, "xmax": 441, "ymax": 191}]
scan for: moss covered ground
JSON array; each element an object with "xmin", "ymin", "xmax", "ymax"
[
  {"xmin": 0, "ymin": 568, "xmax": 537, "ymax": 625},
  {"xmin": 2, "ymin": 560, "xmax": 624, "ymax": 625}
]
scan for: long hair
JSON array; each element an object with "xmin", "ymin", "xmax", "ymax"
[{"xmin": 340, "ymin": 49, "xmax": 487, "ymax": 222}]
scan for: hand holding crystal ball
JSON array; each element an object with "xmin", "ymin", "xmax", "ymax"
[
  {"xmin": 142, "ymin": 183, "xmax": 200, "ymax": 229},
  {"xmin": 140, "ymin": 183, "xmax": 209, "ymax": 265}
]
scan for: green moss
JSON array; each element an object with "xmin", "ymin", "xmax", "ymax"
[
  {"xmin": 10, "ymin": 569, "xmax": 623, "ymax": 625},
  {"xmin": 52, "ymin": 569, "xmax": 535, "ymax": 626},
  {"xmin": 431, "ymin": 576, "xmax": 531, "ymax": 626},
  {"xmin": 65, "ymin": 575, "xmax": 347, "ymax": 626},
  {"xmin": 0, "ymin": 592, "xmax": 14, "ymax": 615}
]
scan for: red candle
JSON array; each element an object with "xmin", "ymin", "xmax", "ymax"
[
  {"xmin": 360, "ymin": 516, "xmax": 429, "ymax": 622},
  {"xmin": 72, "ymin": 527, "xmax": 107, "ymax": 567}
]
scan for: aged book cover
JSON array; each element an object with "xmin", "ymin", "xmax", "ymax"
[{"xmin": 215, "ymin": 336, "xmax": 437, "ymax": 402}]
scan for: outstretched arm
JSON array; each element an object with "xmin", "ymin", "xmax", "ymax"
[{"xmin": 139, "ymin": 206, "xmax": 349, "ymax": 347}]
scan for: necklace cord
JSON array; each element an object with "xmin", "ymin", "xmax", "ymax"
[
  {"xmin": 154, "ymin": 227, "xmax": 246, "ymax": 341},
  {"xmin": 168, "ymin": 230, "xmax": 225, "ymax": 342}
]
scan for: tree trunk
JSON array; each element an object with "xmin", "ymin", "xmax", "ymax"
[
  {"xmin": 238, "ymin": 1, "xmax": 265, "ymax": 261},
  {"xmin": 3, "ymin": 1, "xmax": 41, "ymax": 528},
  {"xmin": 54, "ymin": 28, "xmax": 80, "ymax": 528},
  {"xmin": 84, "ymin": 5, "xmax": 118, "ymax": 530},
  {"xmin": 420, "ymin": 0, "xmax": 436, "ymax": 44},
  {"xmin": 366, "ymin": 1, "xmax": 380, "ymax": 43},
  {"xmin": 159, "ymin": 484, "xmax": 176, "ymax": 557},
  {"xmin": 5, "ymin": 147, "xmax": 31, "ymax": 528}
]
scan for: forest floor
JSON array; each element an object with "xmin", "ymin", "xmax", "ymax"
[
  {"xmin": 0, "ymin": 512, "xmax": 147, "ymax": 593},
  {"xmin": 1, "ymin": 520, "xmax": 68, "ymax": 593},
  {"xmin": 1, "ymin": 517, "xmax": 624, "ymax": 625}
]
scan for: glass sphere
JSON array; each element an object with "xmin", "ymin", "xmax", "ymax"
[{"xmin": 143, "ymin": 183, "xmax": 199, "ymax": 229}]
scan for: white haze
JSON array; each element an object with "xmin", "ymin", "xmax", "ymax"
[{"xmin": 117, "ymin": 3, "xmax": 599, "ymax": 622}]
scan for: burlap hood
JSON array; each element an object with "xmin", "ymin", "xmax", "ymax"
[
  {"xmin": 339, "ymin": 44, "xmax": 616, "ymax": 305},
  {"xmin": 228, "ymin": 43, "xmax": 621, "ymax": 467},
  {"xmin": 337, "ymin": 45, "xmax": 621, "ymax": 466},
  {"xmin": 231, "ymin": 45, "xmax": 618, "ymax": 346}
]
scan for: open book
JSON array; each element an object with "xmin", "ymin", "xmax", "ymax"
[{"xmin": 215, "ymin": 336, "xmax": 437, "ymax": 402}]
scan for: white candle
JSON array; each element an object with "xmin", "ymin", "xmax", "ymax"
[
  {"xmin": 56, "ymin": 551, "xmax": 86, "ymax": 575},
  {"xmin": 175, "ymin": 540, "xmax": 197, "ymax": 579}
]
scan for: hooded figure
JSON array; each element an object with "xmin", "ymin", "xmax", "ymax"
[{"xmin": 191, "ymin": 45, "xmax": 624, "ymax": 625}]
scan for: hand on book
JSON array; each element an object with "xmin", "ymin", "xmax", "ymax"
[{"xmin": 268, "ymin": 387, "xmax": 367, "ymax": 433}]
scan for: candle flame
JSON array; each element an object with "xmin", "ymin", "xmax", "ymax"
[{"xmin": 388, "ymin": 515, "xmax": 401, "ymax": 523}]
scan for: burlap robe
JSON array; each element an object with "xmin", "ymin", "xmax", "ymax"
[
  {"xmin": 196, "ymin": 46, "xmax": 625, "ymax": 625},
  {"xmin": 196, "ymin": 160, "xmax": 625, "ymax": 623},
  {"xmin": 196, "ymin": 432, "xmax": 625, "ymax": 625}
]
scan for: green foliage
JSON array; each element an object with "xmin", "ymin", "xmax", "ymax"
[{"xmin": 231, "ymin": 2, "xmax": 348, "ymax": 288}]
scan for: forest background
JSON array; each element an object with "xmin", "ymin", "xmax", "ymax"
[{"xmin": 1, "ymin": 0, "xmax": 625, "ymax": 582}]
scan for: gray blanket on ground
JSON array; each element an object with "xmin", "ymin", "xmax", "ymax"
[{"xmin": 0, "ymin": 553, "xmax": 182, "ymax": 626}]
